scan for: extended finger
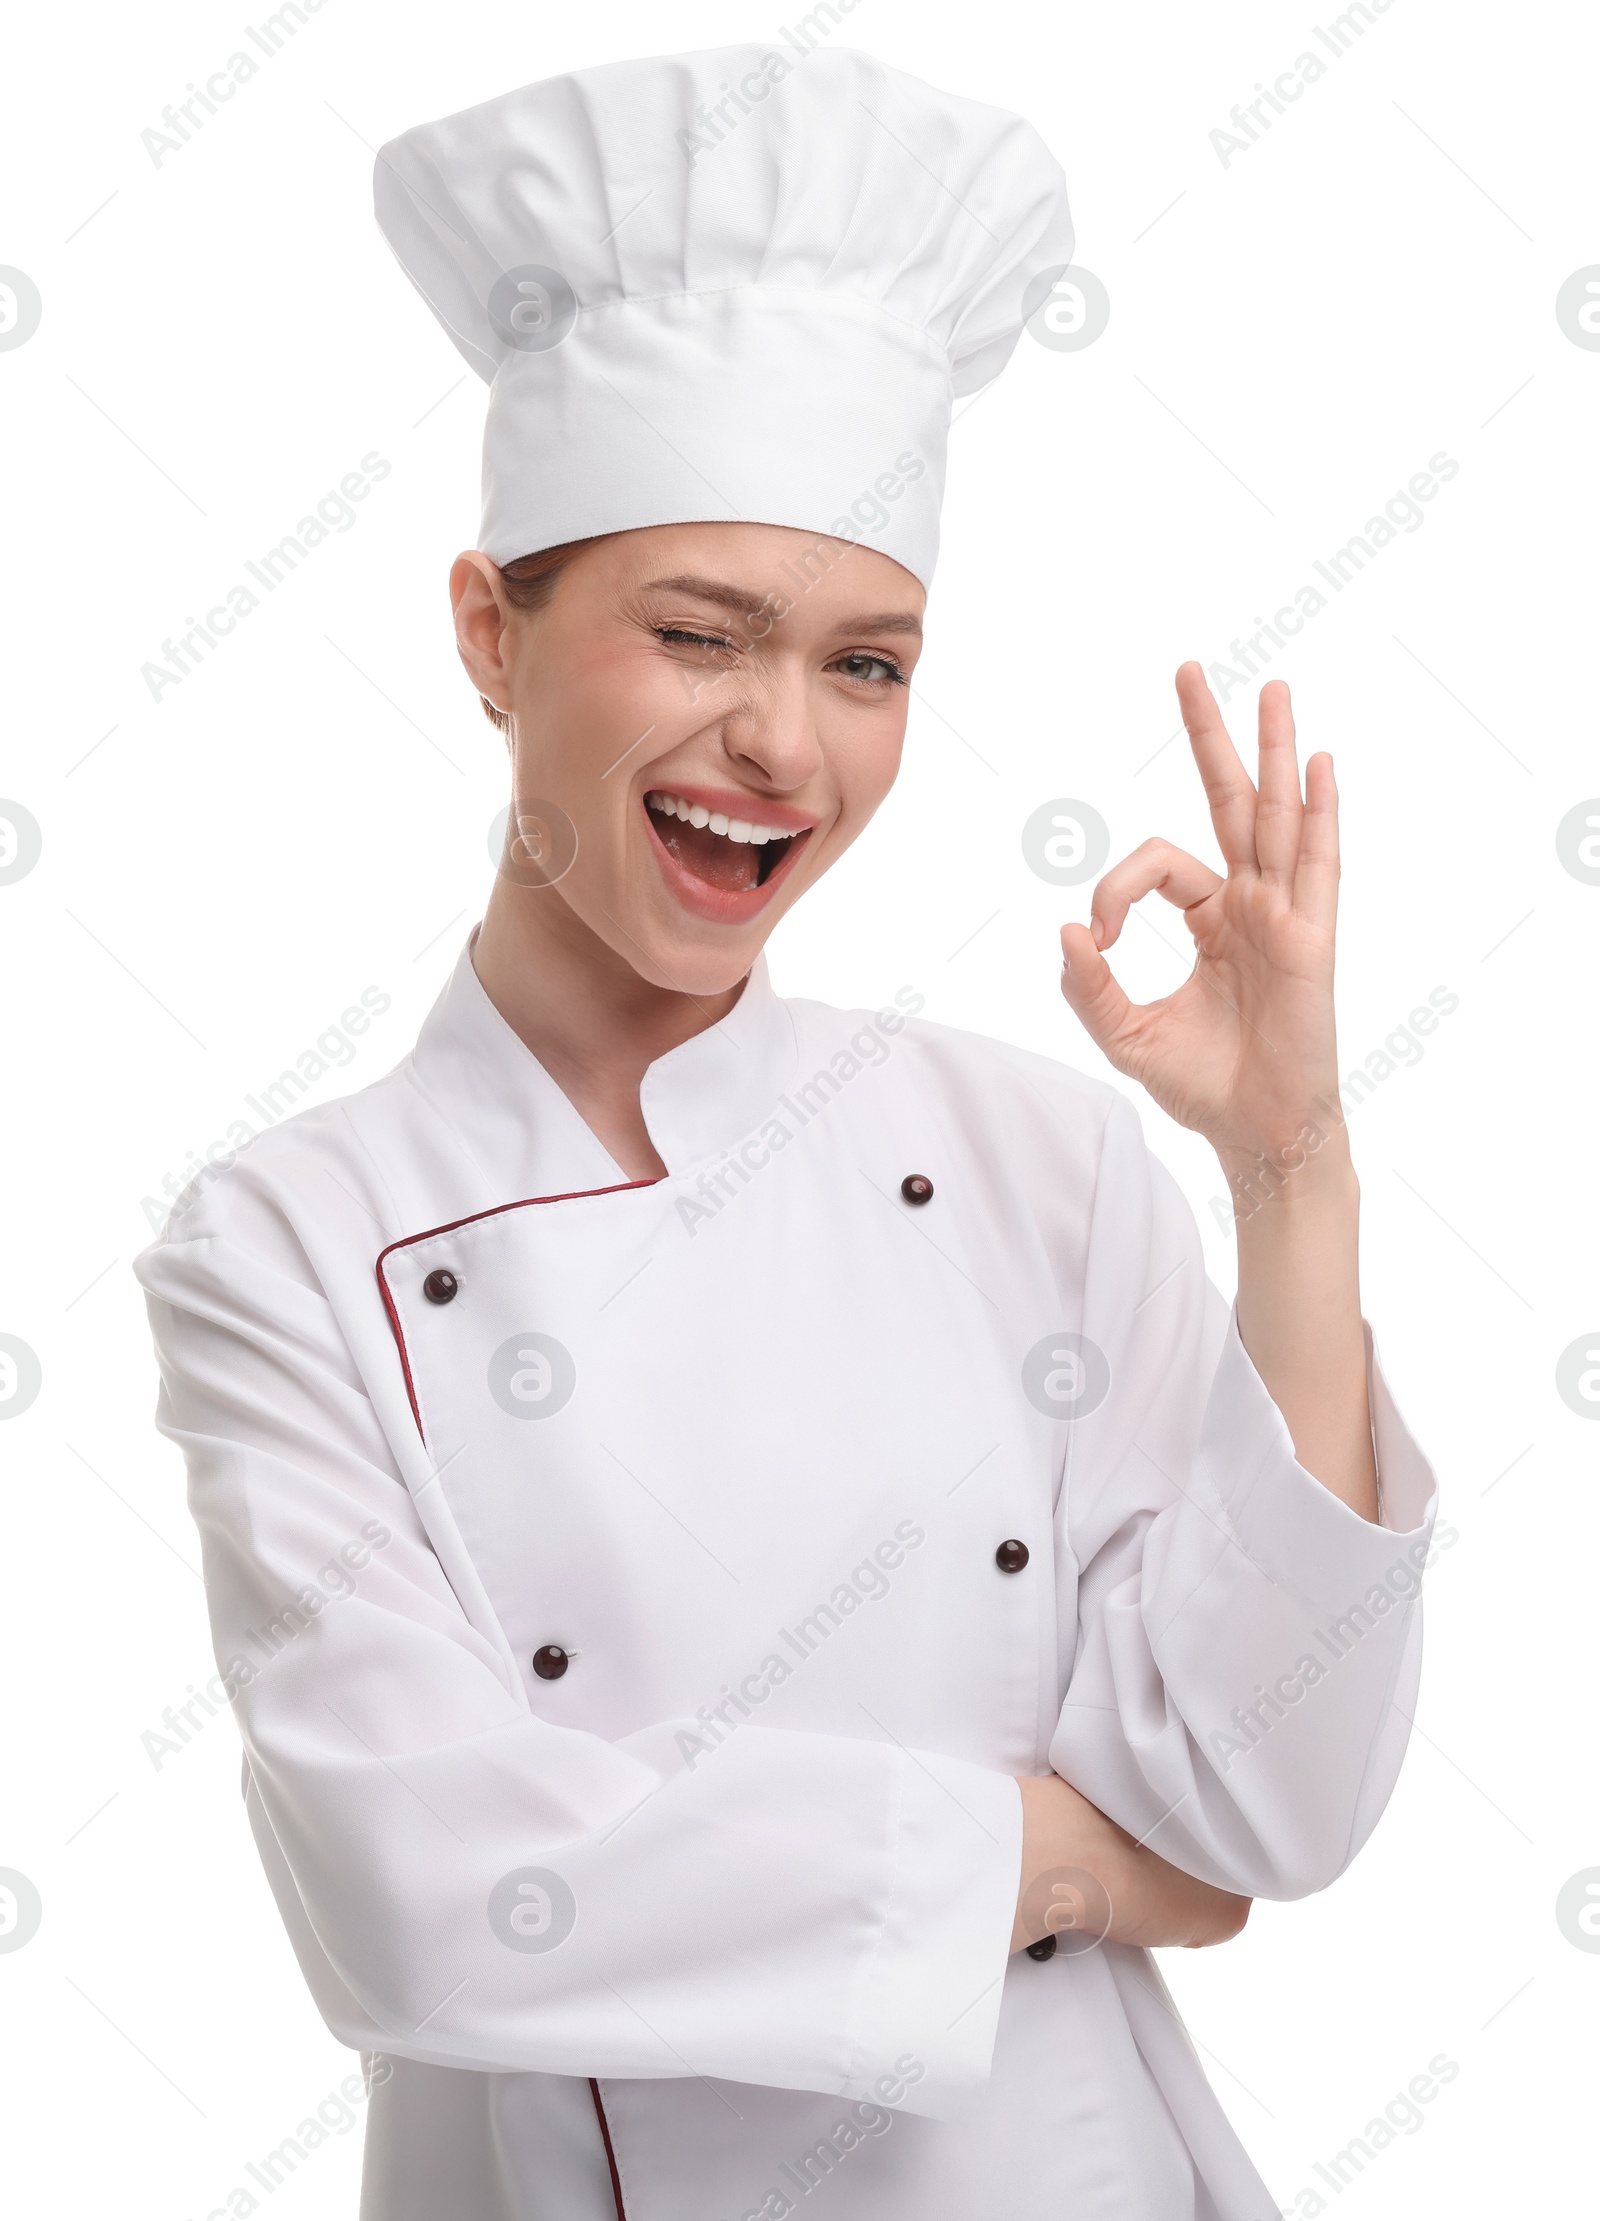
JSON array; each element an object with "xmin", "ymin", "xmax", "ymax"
[
  {"xmin": 1294, "ymin": 750, "xmax": 1340, "ymax": 929},
  {"xmin": 1176, "ymin": 662, "xmax": 1259, "ymax": 872},
  {"xmin": 1254, "ymin": 679, "xmax": 1303, "ymax": 887},
  {"xmin": 1089, "ymin": 838, "xmax": 1224, "ymax": 950}
]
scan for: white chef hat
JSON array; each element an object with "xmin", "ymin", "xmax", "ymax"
[{"xmin": 373, "ymin": 45, "xmax": 1071, "ymax": 590}]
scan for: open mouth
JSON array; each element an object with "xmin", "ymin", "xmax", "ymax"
[{"xmin": 644, "ymin": 789, "xmax": 812, "ymax": 903}]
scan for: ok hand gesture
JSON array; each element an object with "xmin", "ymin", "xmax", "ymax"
[{"xmin": 1059, "ymin": 664, "xmax": 1341, "ymax": 1177}]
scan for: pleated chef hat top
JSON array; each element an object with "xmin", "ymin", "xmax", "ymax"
[{"xmin": 373, "ymin": 45, "xmax": 1072, "ymax": 588}]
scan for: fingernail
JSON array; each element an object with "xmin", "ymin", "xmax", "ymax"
[{"xmin": 1090, "ymin": 917, "xmax": 1104, "ymax": 946}]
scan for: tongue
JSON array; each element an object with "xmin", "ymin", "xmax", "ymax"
[{"xmin": 654, "ymin": 817, "xmax": 760, "ymax": 892}]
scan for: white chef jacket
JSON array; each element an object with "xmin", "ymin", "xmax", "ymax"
[{"xmin": 135, "ymin": 931, "xmax": 1438, "ymax": 2221}]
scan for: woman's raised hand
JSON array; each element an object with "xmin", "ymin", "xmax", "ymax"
[
  {"xmin": 1061, "ymin": 663, "xmax": 1380, "ymax": 1519},
  {"xmin": 1058, "ymin": 664, "xmax": 1342, "ymax": 1180}
]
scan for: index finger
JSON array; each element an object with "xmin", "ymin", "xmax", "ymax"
[{"xmin": 1175, "ymin": 662, "xmax": 1258, "ymax": 874}]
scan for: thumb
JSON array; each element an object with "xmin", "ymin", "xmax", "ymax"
[{"xmin": 1059, "ymin": 922, "xmax": 1139, "ymax": 1066}]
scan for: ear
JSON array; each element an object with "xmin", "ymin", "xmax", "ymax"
[{"xmin": 450, "ymin": 552, "xmax": 514, "ymax": 714}]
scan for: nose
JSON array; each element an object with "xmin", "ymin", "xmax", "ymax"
[{"xmin": 717, "ymin": 662, "xmax": 824, "ymax": 795}]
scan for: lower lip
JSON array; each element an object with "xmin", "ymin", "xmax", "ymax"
[{"xmin": 641, "ymin": 806, "xmax": 813, "ymax": 926}]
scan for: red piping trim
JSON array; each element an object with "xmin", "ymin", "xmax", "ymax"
[
  {"xmin": 589, "ymin": 2077, "xmax": 628, "ymax": 2219},
  {"xmin": 374, "ymin": 1177, "xmax": 663, "ymax": 1436}
]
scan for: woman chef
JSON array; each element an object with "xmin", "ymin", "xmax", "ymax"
[{"xmin": 135, "ymin": 44, "xmax": 1439, "ymax": 2221}]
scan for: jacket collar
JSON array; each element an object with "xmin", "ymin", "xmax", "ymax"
[{"xmin": 406, "ymin": 926, "xmax": 801, "ymax": 1203}]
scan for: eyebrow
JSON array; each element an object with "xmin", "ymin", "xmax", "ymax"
[{"xmin": 641, "ymin": 574, "xmax": 923, "ymax": 637}]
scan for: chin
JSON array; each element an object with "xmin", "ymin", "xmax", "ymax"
[{"xmin": 616, "ymin": 913, "xmax": 771, "ymax": 1000}]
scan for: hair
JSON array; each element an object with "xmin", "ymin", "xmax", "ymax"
[{"xmin": 477, "ymin": 536, "xmax": 611, "ymax": 734}]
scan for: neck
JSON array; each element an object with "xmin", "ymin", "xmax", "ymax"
[{"xmin": 471, "ymin": 879, "xmax": 747, "ymax": 1179}]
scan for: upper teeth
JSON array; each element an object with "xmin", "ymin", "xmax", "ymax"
[{"xmin": 647, "ymin": 792, "xmax": 798, "ymax": 845}]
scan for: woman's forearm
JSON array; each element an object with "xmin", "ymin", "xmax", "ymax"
[
  {"xmin": 1225, "ymin": 1133, "xmax": 1379, "ymax": 1523},
  {"xmin": 1011, "ymin": 1774, "xmax": 1251, "ymax": 1954}
]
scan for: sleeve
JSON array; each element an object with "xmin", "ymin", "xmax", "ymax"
[
  {"xmin": 1047, "ymin": 1095, "xmax": 1439, "ymax": 1898},
  {"xmin": 133, "ymin": 1203, "xmax": 1022, "ymax": 2118}
]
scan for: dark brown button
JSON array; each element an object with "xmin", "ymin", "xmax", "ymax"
[
  {"xmin": 423, "ymin": 1269, "xmax": 458, "ymax": 1305},
  {"xmin": 532, "ymin": 1645, "xmax": 569, "ymax": 1681},
  {"xmin": 900, "ymin": 1173, "xmax": 934, "ymax": 1205},
  {"xmin": 1026, "ymin": 1934, "xmax": 1057, "ymax": 1961},
  {"xmin": 995, "ymin": 1539, "xmax": 1030, "ymax": 1574}
]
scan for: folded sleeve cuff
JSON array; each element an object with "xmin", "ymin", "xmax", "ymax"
[
  {"xmin": 1204, "ymin": 1308, "xmax": 1440, "ymax": 1612},
  {"xmin": 847, "ymin": 1754, "xmax": 1023, "ymax": 2119}
]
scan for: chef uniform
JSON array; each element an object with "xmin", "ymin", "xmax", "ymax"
[{"xmin": 134, "ymin": 47, "xmax": 1439, "ymax": 2221}]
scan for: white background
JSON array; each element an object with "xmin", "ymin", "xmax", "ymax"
[{"xmin": 2, "ymin": 1, "xmax": 1595, "ymax": 2215}]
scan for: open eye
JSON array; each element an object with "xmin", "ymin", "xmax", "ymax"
[{"xmin": 830, "ymin": 650, "xmax": 908, "ymax": 688}]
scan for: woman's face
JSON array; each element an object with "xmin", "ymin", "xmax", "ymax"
[{"xmin": 452, "ymin": 522, "xmax": 925, "ymax": 996}]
